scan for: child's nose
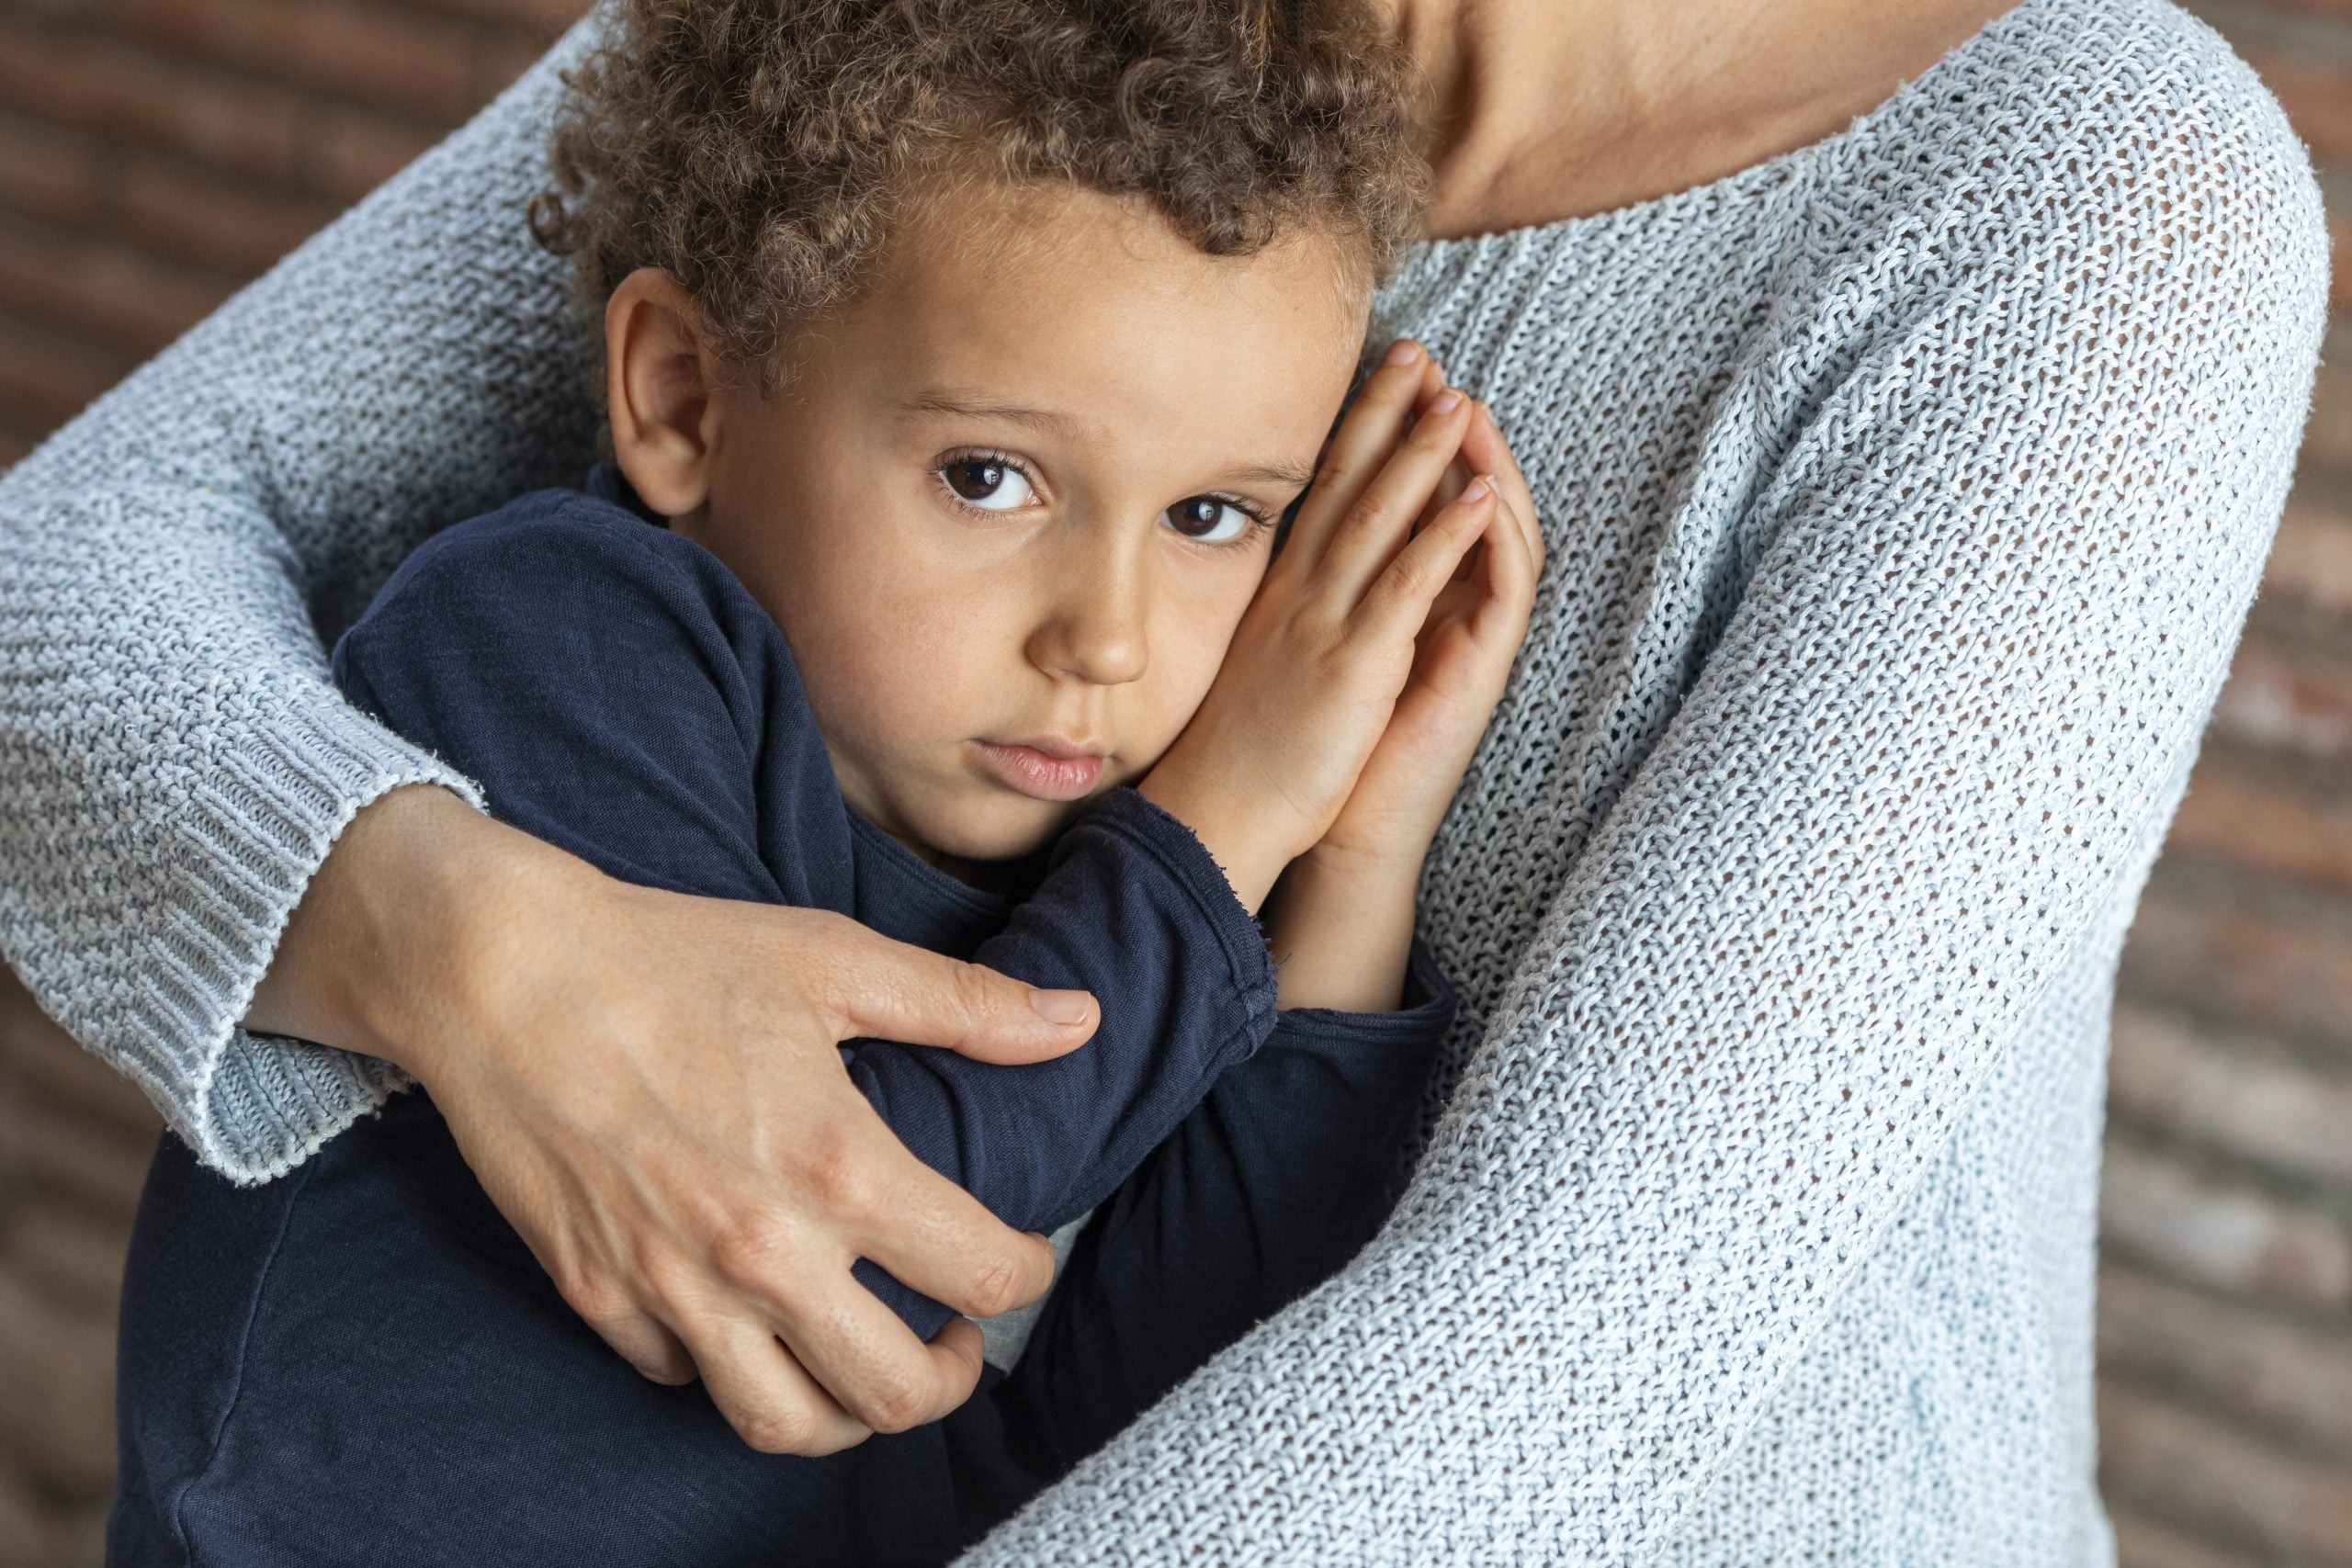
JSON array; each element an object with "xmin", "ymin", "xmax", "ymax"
[{"xmin": 1027, "ymin": 547, "xmax": 1149, "ymax": 687}]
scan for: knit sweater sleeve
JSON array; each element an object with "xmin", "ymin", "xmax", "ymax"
[
  {"xmin": 0, "ymin": 17, "xmax": 604, "ymax": 1182},
  {"xmin": 956, "ymin": 54, "xmax": 2329, "ymax": 1567}
]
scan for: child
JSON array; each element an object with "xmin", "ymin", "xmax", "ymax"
[{"xmin": 108, "ymin": 1, "xmax": 1541, "ymax": 1563}]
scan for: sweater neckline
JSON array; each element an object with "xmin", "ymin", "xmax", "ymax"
[{"xmin": 1407, "ymin": 0, "xmax": 2048, "ymax": 258}]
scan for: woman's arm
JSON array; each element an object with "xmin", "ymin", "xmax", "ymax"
[
  {"xmin": 956, "ymin": 57, "xmax": 2331, "ymax": 1563},
  {"xmin": 0, "ymin": 10, "xmax": 1080, "ymax": 1457},
  {"xmin": 0, "ymin": 9, "xmax": 600, "ymax": 1180}
]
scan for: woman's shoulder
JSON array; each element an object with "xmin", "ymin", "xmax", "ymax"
[
  {"xmin": 1788, "ymin": 0, "xmax": 2328, "ymax": 423},
  {"xmin": 1840, "ymin": 0, "xmax": 2323, "ymax": 255}
]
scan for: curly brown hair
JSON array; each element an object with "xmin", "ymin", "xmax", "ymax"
[{"xmin": 529, "ymin": 0, "xmax": 1429, "ymax": 385}]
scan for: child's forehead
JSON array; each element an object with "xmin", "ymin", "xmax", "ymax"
[
  {"xmin": 797, "ymin": 181, "xmax": 1370, "ymax": 461},
  {"xmin": 872, "ymin": 179, "xmax": 1369, "ymax": 343}
]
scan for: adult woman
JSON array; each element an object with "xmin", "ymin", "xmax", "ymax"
[{"xmin": 0, "ymin": 0, "xmax": 2324, "ymax": 1558}]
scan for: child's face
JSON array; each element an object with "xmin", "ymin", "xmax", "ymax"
[{"xmin": 650, "ymin": 186, "xmax": 1366, "ymax": 867}]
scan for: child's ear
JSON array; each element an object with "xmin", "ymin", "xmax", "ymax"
[{"xmin": 605, "ymin": 269, "xmax": 723, "ymax": 518}]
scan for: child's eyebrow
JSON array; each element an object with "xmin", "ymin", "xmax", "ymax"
[{"xmin": 898, "ymin": 391, "xmax": 1315, "ymax": 490}]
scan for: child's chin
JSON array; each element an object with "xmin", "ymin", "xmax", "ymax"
[{"xmin": 922, "ymin": 795, "xmax": 1085, "ymax": 864}]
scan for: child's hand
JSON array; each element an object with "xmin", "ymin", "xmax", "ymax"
[
  {"xmin": 1312, "ymin": 365, "xmax": 1543, "ymax": 871},
  {"xmin": 1138, "ymin": 340, "xmax": 1517, "ymax": 911}
]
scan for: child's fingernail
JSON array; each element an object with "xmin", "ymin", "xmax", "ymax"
[
  {"xmin": 1383, "ymin": 339, "xmax": 1423, "ymax": 366},
  {"xmin": 1430, "ymin": 389, "xmax": 1463, "ymax": 414},
  {"xmin": 1466, "ymin": 474, "xmax": 1495, "ymax": 500}
]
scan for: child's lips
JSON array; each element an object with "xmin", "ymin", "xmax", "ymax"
[{"xmin": 973, "ymin": 739, "xmax": 1106, "ymax": 802}]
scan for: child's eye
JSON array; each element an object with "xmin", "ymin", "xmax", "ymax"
[
  {"xmin": 938, "ymin": 457, "xmax": 1038, "ymax": 513},
  {"xmin": 1163, "ymin": 496, "xmax": 1259, "ymax": 545}
]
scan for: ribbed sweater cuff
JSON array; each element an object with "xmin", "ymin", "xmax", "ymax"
[{"xmin": 141, "ymin": 685, "xmax": 485, "ymax": 1185}]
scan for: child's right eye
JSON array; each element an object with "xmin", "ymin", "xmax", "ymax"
[{"xmin": 937, "ymin": 456, "xmax": 1039, "ymax": 513}]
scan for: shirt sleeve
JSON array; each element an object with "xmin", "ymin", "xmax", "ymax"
[
  {"xmin": 953, "ymin": 55, "xmax": 2332, "ymax": 1566},
  {"xmin": 990, "ymin": 936, "xmax": 1458, "ymax": 1476},
  {"xmin": 0, "ymin": 13, "xmax": 606, "ymax": 1183}
]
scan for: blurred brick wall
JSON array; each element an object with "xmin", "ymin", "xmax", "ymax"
[{"xmin": 1, "ymin": 0, "xmax": 2351, "ymax": 1562}]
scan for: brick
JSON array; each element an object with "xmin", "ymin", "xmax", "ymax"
[
  {"xmin": 0, "ymin": 109, "xmax": 105, "ymax": 231},
  {"xmin": 2242, "ymin": 0, "xmax": 2352, "ymax": 18},
  {"xmin": 2119, "ymin": 879, "xmax": 2352, "ymax": 1051},
  {"xmin": 296, "ymin": 102, "xmax": 441, "ymax": 203},
  {"xmin": 2303, "ymin": 329, "xmax": 2352, "ymax": 473},
  {"xmin": 0, "ymin": 214, "xmax": 235, "ymax": 357},
  {"xmin": 114, "ymin": 152, "xmax": 339, "ymax": 276},
  {"xmin": 111, "ymin": 0, "xmax": 478, "ymax": 119},
  {"xmin": 3, "ymin": 1202, "xmax": 133, "ymax": 1318},
  {"xmin": 0, "ymin": 309, "xmax": 134, "ymax": 438},
  {"xmin": 2207, "ymin": 635, "xmax": 2352, "ymax": 763},
  {"xmin": 2099, "ymin": 1263, "xmax": 2352, "ymax": 1461},
  {"xmin": 2239, "ymin": 44, "xmax": 2352, "ymax": 165},
  {"xmin": 467, "ymin": 22, "xmax": 560, "ymax": 103},
  {"xmin": 0, "ymin": 1273, "xmax": 115, "ymax": 1496},
  {"xmin": 404, "ymin": 0, "xmax": 582, "ymax": 32},
  {"xmin": 2098, "ymin": 1141, "xmax": 2351, "ymax": 1311},
  {"xmin": 2266, "ymin": 484, "xmax": 2352, "ymax": 616},
  {"xmin": 2163, "ymin": 757, "xmax": 2352, "ymax": 898},
  {"xmin": 2098, "ymin": 1386, "xmax": 2352, "ymax": 1565},
  {"xmin": 0, "ymin": 965, "xmax": 161, "ymax": 1140},
  {"xmin": 0, "ymin": 17, "xmax": 300, "ymax": 184},
  {"xmin": 0, "ymin": 1094, "xmax": 156, "ymax": 1232},
  {"xmin": 2109, "ymin": 1002, "xmax": 2352, "ymax": 1182},
  {"xmin": 0, "ymin": 1471, "xmax": 98, "ymax": 1568},
  {"xmin": 2109, "ymin": 1510, "xmax": 2265, "ymax": 1568}
]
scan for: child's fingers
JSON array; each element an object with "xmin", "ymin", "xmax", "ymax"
[
  {"xmin": 1317, "ymin": 389, "xmax": 1477, "ymax": 604},
  {"xmin": 1479, "ymin": 483, "xmax": 1537, "ymax": 634},
  {"xmin": 1284, "ymin": 341, "xmax": 1443, "ymax": 569},
  {"xmin": 1354, "ymin": 479, "xmax": 1496, "ymax": 646},
  {"xmin": 1461, "ymin": 400, "xmax": 1544, "ymax": 581}
]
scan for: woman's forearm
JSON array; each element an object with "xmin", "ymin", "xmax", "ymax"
[{"xmin": 242, "ymin": 784, "xmax": 572, "ymax": 1074}]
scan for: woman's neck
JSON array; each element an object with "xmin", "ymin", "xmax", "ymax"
[{"xmin": 1380, "ymin": 0, "xmax": 2023, "ymax": 238}]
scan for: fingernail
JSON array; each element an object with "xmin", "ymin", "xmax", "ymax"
[
  {"xmin": 1466, "ymin": 473, "xmax": 1495, "ymax": 499},
  {"xmin": 1383, "ymin": 339, "xmax": 1423, "ymax": 366},
  {"xmin": 1029, "ymin": 987, "xmax": 1093, "ymax": 1024},
  {"xmin": 1430, "ymin": 389, "xmax": 1463, "ymax": 414}
]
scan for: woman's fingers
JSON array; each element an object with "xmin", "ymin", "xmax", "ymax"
[
  {"xmin": 851, "ymin": 1156, "xmax": 1060, "ymax": 1321},
  {"xmin": 594, "ymin": 1310, "xmax": 699, "ymax": 1386},
  {"xmin": 757, "ymin": 1257, "xmax": 997, "ymax": 1434},
  {"xmin": 806, "ymin": 908, "xmax": 1098, "ymax": 1064},
  {"xmin": 682, "ymin": 1315, "xmax": 876, "ymax": 1456}
]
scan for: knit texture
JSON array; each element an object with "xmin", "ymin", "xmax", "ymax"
[{"xmin": 0, "ymin": 0, "xmax": 2326, "ymax": 1559}]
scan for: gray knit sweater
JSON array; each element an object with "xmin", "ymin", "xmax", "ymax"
[{"xmin": 0, "ymin": 0, "xmax": 2326, "ymax": 1559}]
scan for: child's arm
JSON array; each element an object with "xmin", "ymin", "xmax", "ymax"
[{"xmin": 987, "ymin": 941, "xmax": 1453, "ymax": 1482}]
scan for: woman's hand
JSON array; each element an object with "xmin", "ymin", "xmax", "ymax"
[
  {"xmin": 245, "ymin": 783, "xmax": 1098, "ymax": 1455},
  {"xmin": 1138, "ymin": 339, "xmax": 1504, "ymax": 910}
]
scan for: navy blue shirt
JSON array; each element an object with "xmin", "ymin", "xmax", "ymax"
[{"xmin": 110, "ymin": 472, "xmax": 1456, "ymax": 1567}]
